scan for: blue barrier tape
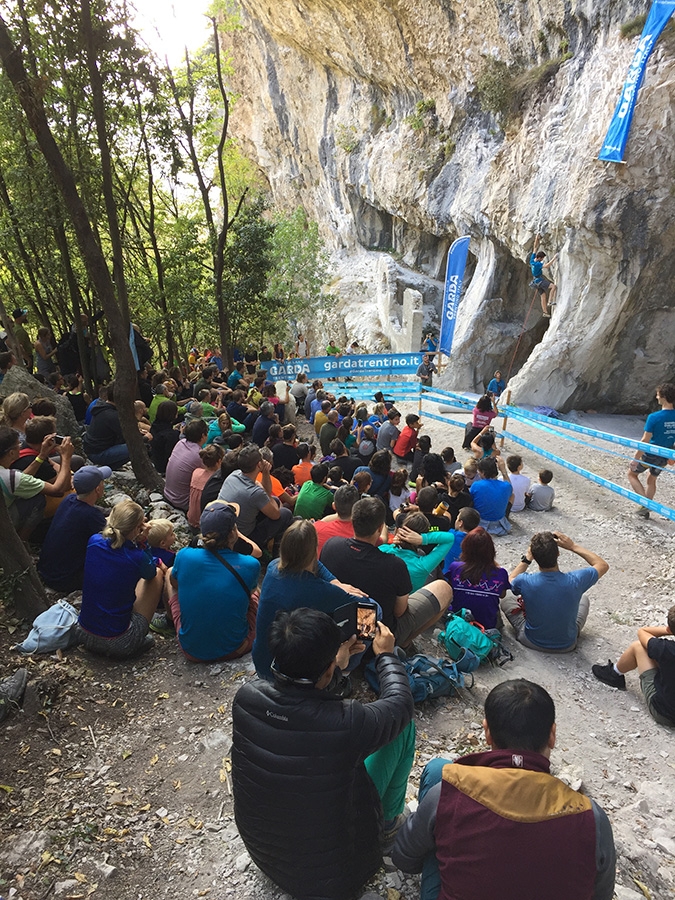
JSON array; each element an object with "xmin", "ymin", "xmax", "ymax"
[
  {"xmin": 499, "ymin": 428, "xmax": 675, "ymax": 521},
  {"xmin": 500, "ymin": 404, "xmax": 675, "ymax": 462},
  {"xmin": 419, "ymin": 407, "xmax": 675, "ymax": 521}
]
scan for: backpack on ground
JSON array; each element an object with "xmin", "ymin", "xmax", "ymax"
[
  {"xmin": 365, "ymin": 649, "xmax": 469, "ymax": 703},
  {"xmin": 12, "ymin": 599, "xmax": 81, "ymax": 655},
  {"xmin": 438, "ymin": 613, "xmax": 513, "ymax": 668}
]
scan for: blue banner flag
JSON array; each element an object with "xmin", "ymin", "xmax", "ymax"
[
  {"xmin": 598, "ymin": 0, "xmax": 675, "ymax": 163},
  {"xmin": 261, "ymin": 352, "xmax": 424, "ymax": 382},
  {"xmin": 439, "ymin": 236, "xmax": 470, "ymax": 356}
]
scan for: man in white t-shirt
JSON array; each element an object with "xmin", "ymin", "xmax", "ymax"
[
  {"xmin": 505, "ymin": 455, "xmax": 531, "ymax": 513},
  {"xmin": 295, "ymin": 334, "xmax": 310, "ymax": 358}
]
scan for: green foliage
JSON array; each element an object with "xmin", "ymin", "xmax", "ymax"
[
  {"xmin": 621, "ymin": 14, "xmax": 647, "ymax": 39},
  {"xmin": 476, "ymin": 58, "xmax": 512, "ymax": 116},
  {"xmin": 265, "ymin": 207, "xmax": 330, "ymax": 343},
  {"xmin": 222, "ymin": 196, "xmax": 275, "ymax": 347},
  {"xmin": 335, "ymin": 124, "xmax": 359, "ymax": 153},
  {"xmin": 405, "ymin": 98, "xmax": 437, "ymax": 131}
]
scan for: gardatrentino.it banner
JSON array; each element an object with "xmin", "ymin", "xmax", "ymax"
[{"xmin": 261, "ymin": 353, "xmax": 424, "ymax": 381}]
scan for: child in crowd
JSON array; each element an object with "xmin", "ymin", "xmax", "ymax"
[
  {"xmin": 409, "ymin": 434, "xmax": 432, "ymax": 484},
  {"xmin": 592, "ymin": 604, "xmax": 675, "ymax": 728},
  {"xmin": 352, "ymin": 470, "xmax": 373, "ymax": 495},
  {"xmin": 292, "ymin": 442, "xmax": 314, "ymax": 486},
  {"xmin": 441, "ymin": 446, "xmax": 462, "ymax": 476},
  {"xmin": 187, "ymin": 443, "xmax": 225, "ymax": 527},
  {"xmin": 470, "ymin": 425, "xmax": 500, "ymax": 461},
  {"xmin": 394, "ymin": 414, "xmax": 424, "ymax": 463},
  {"xmin": 389, "ymin": 468, "xmax": 411, "ymax": 514},
  {"xmin": 147, "ymin": 518, "xmax": 177, "ymax": 567},
  {"xmin": 265, "ymin": 424, "xmax": 283, "ymax": 449},
  {"xmin": 357, "ymin": 425, "xmax": 377, "ymax": 464},
  {"xmin": 506, "ymin": 455, "xmax": 531, "ymax": 512},
  {"xmin": 462, "ymin": 458, "xmax": 478, "ymax": 487},
  {"xmin": 447, "ymin": 473, "xmax": 473, "ymax": 527},
  {"xmin": 442, "ymin": 507, "xmax": 481, "ymax": 569},
  {"xmin": 526, "ymin": 469, "xmax": 555, "ymax": 511}
]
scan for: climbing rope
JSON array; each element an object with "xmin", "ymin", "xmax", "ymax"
[{"xmin": 505, "ymin": 288, "xmax": 540, "ymax": 384}]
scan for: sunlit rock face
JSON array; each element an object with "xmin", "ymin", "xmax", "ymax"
[{"xmin": 223, "ymin": 0, "xmax": 675, "ymax": 411}]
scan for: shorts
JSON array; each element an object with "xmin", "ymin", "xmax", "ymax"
[
  {"xmin": 532, "ymin": 277, "xmax": 552, "ymax": 295},
  {"xmin": 167, "ymin": 590, "xmax": 259, "ymax": 663},
  {"xmin": 633, "ymin": 453, "xmax": 668, "ymax": 477},
  {"xmin": 395, "ymin": 588, "xmax": 441, "ymax": 646},
  {"xmin": 639, "ymin": 669, "xmax": 675, "ymax": 727},
  {"xmin": 78, "ymin": 611, "xmax": 149, "ymax": 659}
]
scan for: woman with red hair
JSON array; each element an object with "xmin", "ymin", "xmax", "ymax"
[{"xmin": 444, "ymin": 527, "xmax": 510, "ymax": 629}]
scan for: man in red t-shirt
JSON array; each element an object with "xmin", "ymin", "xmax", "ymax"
[{"xmin": 314, "ymin": 484, "xmax": 359, "ymax": 554}]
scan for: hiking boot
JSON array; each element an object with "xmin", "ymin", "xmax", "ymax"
[
  {"xmin": 542, "ymin": 312, "xmax": 551, "ymax": 318},
  {"xmin": 149, "ymin": 613, "xmax": 175, "ymax": 637},
  {"xmin": 0, "ymin": 668, "xmax": 28, "ymax": 723},
  {"xmin": 592, "ymin": 660, "xmax": 626, "ymax": 690},
  {"xmin": 382, "ymin": 807, "xmax": 411, "ymax": 855},
  {"xmin": 637, "ymin": 506, "xmax": 650, "ymax": 518}
]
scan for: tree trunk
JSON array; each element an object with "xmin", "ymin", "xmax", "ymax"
[
  {"xmin": 0, "ymin": 498, "xmax": 47, "ymax": 620},
  {"xmin": 0, "ymin": 13, "xmax": 163, "ymax": 492}
]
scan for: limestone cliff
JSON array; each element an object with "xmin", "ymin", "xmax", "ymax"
[{"xmin": 223, "ymin": 0, "xmax": 675, "ymax": 412}]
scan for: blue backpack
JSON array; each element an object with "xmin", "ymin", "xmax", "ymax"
[{"xmin": 365, "ymin": 650, "xmax": 470, "ymax": 703}]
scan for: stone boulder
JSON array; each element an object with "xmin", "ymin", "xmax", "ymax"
[{"xmin": 0, "ymin": 366, "xmax": 80, "ymax": 436}]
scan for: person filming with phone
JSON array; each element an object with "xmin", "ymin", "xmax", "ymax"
[
  {"xmin": 232, "ymin": 607, "xmax": 415, "ymax": 900},
  {"xmin": 502, "ymin": 531, "xmax": 609, "ymax": 652}
]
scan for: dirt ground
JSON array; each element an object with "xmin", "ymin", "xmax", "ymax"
[{"xmin": 1, "ymin": 401, "xmax": 675, "ymax": 900}]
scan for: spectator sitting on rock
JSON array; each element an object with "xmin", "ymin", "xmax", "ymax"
[
  {"xmin": 187, "ymin": 442, "xmax": 224, "ymax": 528},
  {"xmin": 393, "ymin": 679, "xmax": 615, "ymax": 900},
  {"xmin": 0, "ymin": 425, "xmax": 75, "ymax": 540},
  {"xmin": 164, "ymin": 500, "xmax": 261, "ymax": 662},
  {"xmin": 77, "ymin": 499, "xmax": 166, "ymax": 659},
  {"xmin": 38, "ymin": 464, "xmax": 111, "ymax": 593},
  {"xmin": 149, "ymin": 400, "xmax": 180, "ymax": 476},
  {"xmin": 82, "ymin": 380, "xmax": 130, "ymax": 470},
  {"xmin": 592, "ymin": 604, "xmax": 675, "ymax": 728},
  {"xmin": 233, "ymin": 608, "xmax": 414, "ymax": 900},
  {"xmin": 0, "ymin": 392, "xmax": 33, "ymax": 441},
  {"xmin": 503, "ymin": 531, "xmax": 609, "ymax": 653},
  {"xmin": 164, "ymin": 419, "xmax": 208, "ymax": 512}
]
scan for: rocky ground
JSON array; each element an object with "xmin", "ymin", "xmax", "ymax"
[{"xmin": 1, "ymin": 401, "xmax": 675, "ymax": 900}]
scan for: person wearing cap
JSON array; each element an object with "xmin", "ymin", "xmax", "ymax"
[
  {"xmin": 12, "ymin": 308, "xmax": 33, "ymax": 371},
  {"xmin": 38, "ymin": 465, "xmax": 111, "ymax": 593},
  {"xmin": 165, "ymin": 500, "xmax": 260, "ymax": 662}
]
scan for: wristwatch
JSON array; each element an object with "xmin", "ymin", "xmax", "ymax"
[{"xmin": 520, "ymin": 555, "xmax": 532, "ymax": 566}]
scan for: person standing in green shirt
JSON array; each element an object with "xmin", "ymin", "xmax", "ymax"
[
  {"xmin": 326, "ymin": 340, "xmax": 342, "ymax": 356},
  {"xmin": 294, "ymin": 463, "xmax": 333, "ymax": 519}
]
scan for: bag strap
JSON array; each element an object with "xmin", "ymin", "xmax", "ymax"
[
  {"xmin": 423, "ymin": 655, "xmax": 472, "ymax": 691},
  {"xmin": 207, "ymin": 547, "xmax": 251, "ymax": 600}
]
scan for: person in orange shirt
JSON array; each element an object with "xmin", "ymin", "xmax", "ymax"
[
  {"xmin": 257, "ymin": 447, "xmax": 296, "ymax": 509},
  {"xmin": 292, "ymin": 442, "xmax": 315, "ymax": 486}
]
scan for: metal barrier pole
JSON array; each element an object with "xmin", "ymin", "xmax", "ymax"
[{"xmin": 499, "ymin": 390, "xmax": 511, "ymax": 450}]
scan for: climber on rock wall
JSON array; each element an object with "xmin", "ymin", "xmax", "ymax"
[{"xmin": 529, "ymin": 234, "xmax": 558, "ymax": 318}]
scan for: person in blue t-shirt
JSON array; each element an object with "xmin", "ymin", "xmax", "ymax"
[
  {"xmin": 529, "ymin": 234, "xmax": 558, "ymax": 317},
  {"xmin": 167, "ymin": 500, "xmax": 261, "ymax": 662},
  {"xmin": 628, "ymin": 382, "xmax": 675, "ymax": 519},
  {"xmin": 502, "ymin": 531, "xmax": 609, "ymax": 652},
  {"xmin": 469, "ymin": 457, "xmax": 513, "ymax": 536},
  {"xmin": 486, "ymin": 369, "xmax": 506, "ymax": 398},
  {"xmin": 38, "ymin": 464, "xmax": 110, "ymax": 593}
]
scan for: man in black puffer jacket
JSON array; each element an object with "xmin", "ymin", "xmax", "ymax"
[{"xmin": 232, "ymin": 608, "xmax": 415, "ymax": 900}]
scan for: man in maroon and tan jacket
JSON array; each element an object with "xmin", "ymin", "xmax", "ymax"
[{"xmin": 392, "ymin": 679, "xmax": 615, "ymax": 900}]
